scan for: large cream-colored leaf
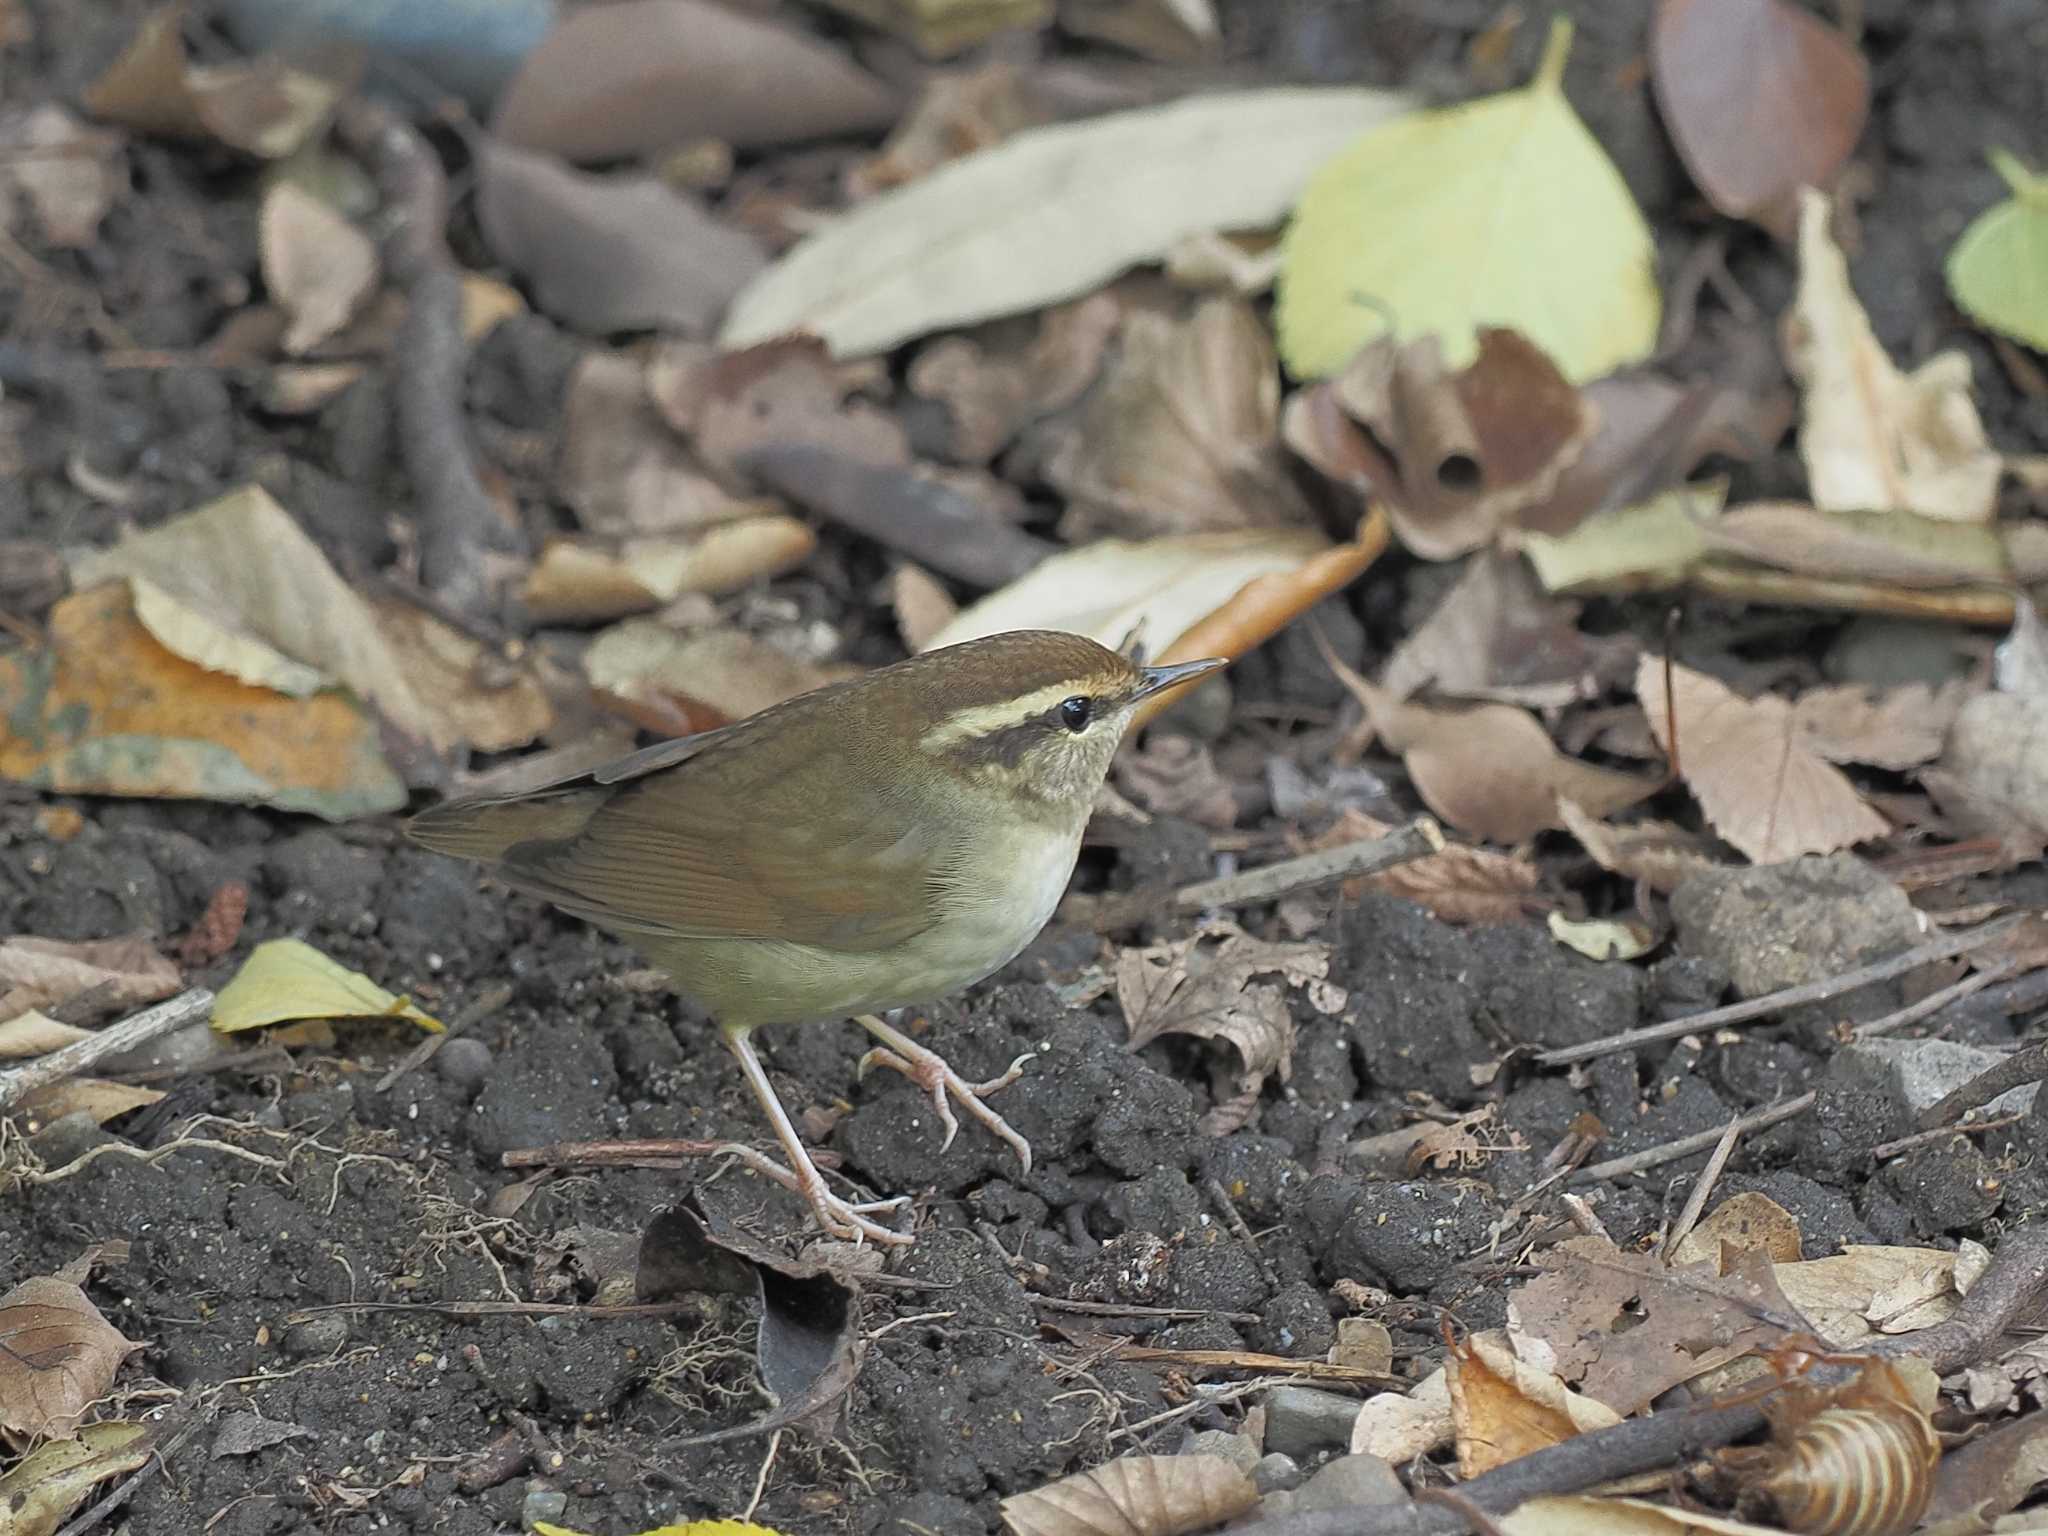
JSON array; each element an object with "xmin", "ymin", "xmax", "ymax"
[
  {"xmin": 1277, "ymin": 18, "xmax": 1658, "ymax": 382},
  {"xmin": 720, "ymin": 87, "xmax": 1412, "ymax": 358},
  {"xmin": 1946, "ymin": 148, "xmax": 2048, "ymax": 353}
]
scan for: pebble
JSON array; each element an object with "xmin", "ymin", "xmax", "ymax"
[
  {"xmin": 1295, "ymin": 1453, "xmax": 1405, "ymax": 1512},
  {"xmin": 1263, "ymin": 1384, "xmax": 1364, "ymax": 1459},
  {"xmin": 1253, "ymin": 1452, "xmax": 1304, "ymax": 1493},
  {"xmin": 435, "ymin": 1037, "xmax": 495, "ymax": 1093},
  {"xmin": 521, "ymin": 1488, "xmax": 568, "ymax": 1530},
  {"xmin": 281, "ymin": 1315, "xmax": 350, "ymax": 1358},
  {"xmin": 1182, "ymin": 1428, "xmax": 1259, "ymax": 1477},
  {"xmin": 1835, "ymin": 1037, "xmax": 2036, "ymax": 1118}
]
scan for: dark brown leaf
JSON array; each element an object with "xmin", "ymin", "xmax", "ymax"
[{"xmin": 0, "ymin": 1276, "xmax": 141, "ymax": 1440}]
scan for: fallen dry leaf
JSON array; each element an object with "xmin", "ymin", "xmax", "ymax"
[
  {"xmin": 1925, "ymin": 690, "xmax": 2048, "ymax": 861},
  {"xmin": 20, "ymin": 1075, "xmax": 165, "ymax": 1128},
  {"xmin": 0, "ymin": 1421, "xmax": 153, "ymax": 1536},
  {"xmin": 1352, "ymin": 1367, "xmax": 1454, "ymax": 1462},
  {"xmin": 1000, "ymin": 1453, "xmax": 1256, "ymax": 1536},
  {"xmin": 1636, "ymin": 653, "xmax": 1891, "ymax": 863},
  {"xmin": 0, "ymin": 582, "xmax": 404, "ymax": 821},
  {"xmin": 1047, "ymin": 296, "xmax": 1314, "ymax": 540},
  {"xmin": 1669, "ymin": 1192, "xmax": 1805, "ymax": 1268},
  {"xmin": 847, "ymin": 58, "xmax": 1041, "ymax": 200},
  {"xmin": 258, "ymin": 180, "xmax": 377, "ymax": 355},
  {"xmin": 585, "ymin": 620, "xmax": 861, "ymax": 735},
  {"xmin": 1113, "ymin": 736, "xmax": 1237, "ymax": 829},
  {"xmin": 1285, "ymin": 327, "xmax": 1596, "ymax": 559},
  {"xmin": 890, "ymin": 564, "xmax": 959, "ymax": 653},
  {"xmin": 1772, "ymin": 1242, "xmax": 1981, "ymax": 1346},
  {"xmin": 1557, "ymin": 797, "xmax": 1722, "ymax": 896},
  {"xmin": 0, "ymin": 934, "xmax": 181, "ymax": 1025},
  {"xmin": 1698, "ymin": 499, "xmax": 2013, "ymax": 588},
  {"xmin": 908, "ymin": 294, "xmax": 1121, "ymax": 463},
  {"xmin": 518, "ymin": 523, "xmax": 817, "ymax": 625},
  {"xmin": 1448, "ymin": 1328, "xmax": 1621, "ymax": 1477},
  {"xmin": 369, "ymin": 595, "xmax": 554, "ymax": 756},
  {"xmin": 1785, "ymin": 189, "xmax": 2003, "ymax": 522},
  {"xmin": 491, "ymin": 0, "xmax": 897, "ymax": 160},
  {"xmin": 475, "ymin": 139, "xmax": 767, "ymax": 338},
  {"xmin": 0, "ymin": 1011, "xmax": 92, "ymax": 1059},
  {"xmin": 0, "ymin": 1274, "xmax": 142, "ymax": 1440},
  {"xmin": 1308, "ymin": 808, "xmax": 1546, "ymax": 925},
  {"xmin": 557, "ymin": 350, "xmax": 783, "ymax": 538},
  {"xmin": 650, "ymin": 336, "xmax": 907, "ymax": 482},
  {"xmin": 212, "ymin": 938, "xmax": 440, "ymax": 1035},
  {"xmin": 1651, "ymin": 0, "xmax": 1869, "ymax": 236},
  {"xmin": 0, "ymin": 105, "xmax": 123, "ymax": 247},
  {"xmin": 1788, "ymin": 681, "xmax": 1966, "ymax": 771}
]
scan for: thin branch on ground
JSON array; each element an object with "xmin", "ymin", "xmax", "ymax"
[
  {"xmin": 1871, "ymin": 1112, "xmax": 2026, "ymax": 1162},
  {"xmin": 1536, "ymin": 917, "xmax": 2023, "ymax": 1067},
  {"xmin": 1570, "ymin": 1093, "xmax": 1816, "ymax": 1185},
  {"xmin": 0, "ymin": 988, "xmax": 215, "ymax": 1111},
  {"xmin": 1174, "ymin": 818, "xmax": 1445, "ymax": 911},
  {"xmin": 333, "ymin": 99, "xmax": 524, "ymax": 619},
  {"xmin": 1920, "ymin": 1038, "xmax": 2048, "ymax": 1130},
  {"xmin": 1658, "ymin": 1114, "xmax": 1742, "ymax": 1260},
  {"xmin": 1852, "ymin": 963, "xmax": 2013, "ymax": 1039}
]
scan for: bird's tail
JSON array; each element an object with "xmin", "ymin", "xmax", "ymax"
[{"xmin": 405, "ymin": 787, "xmax": 610, "ymax": 867}]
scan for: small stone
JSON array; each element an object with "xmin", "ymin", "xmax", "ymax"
[
  {"xmin": 1182, "ymin": 1429, "xmax": 1259, "ymax": 1477},
  {"xmin": 281, "ymin": 1315, "xmax": 350, "ymax": 1358},
  {"xmin": 1263, "ymin": 1384, "xmax": 1363, "ymax": 1459},
  {"xmin": 1253, "ymin": 1452, "xmax": 1304, "ymax": 1493},
  {"xmin": 1294, "ymin": 1453, "xmax": 1406, "ymax": 1512},
  {"xmin": 1834, "ymin": 1038, "xmax": 2037, "ymax": 1118},
  {"xmin": 521, "ymin": 1488, "xmax": 568, "ymax": 1530},
  {"xmin": 435, "ymin": 1037, "xmax": 494, "ymax": 1093},
  {"xmin": 27, "ymin": 1111, "xmax": 117, "ymax": 1170}
]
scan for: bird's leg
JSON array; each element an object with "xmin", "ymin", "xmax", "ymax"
[
  {"xmin": 853, "ymin": 1013, "xmax": 1035, "ymax": 1174},
  {"xmin": 720, "ymin": 1024, "xmax": 913, "ymax": 1246}
]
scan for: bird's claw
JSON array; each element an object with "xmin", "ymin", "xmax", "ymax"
[{"xmin": 854, "ymin": 1031, "xmax": 1036, "ymax": 1175}]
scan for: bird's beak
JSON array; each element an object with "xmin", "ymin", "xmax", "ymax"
[{"xmin": 1132, "ymin": 655, "xmax": 1229, "ymax": 703}]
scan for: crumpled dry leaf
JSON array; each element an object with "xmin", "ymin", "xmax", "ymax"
[
  {"xmin": 586, "ymin": 621, "xmax": 861, "ymax": 736},
  {"xmin": 1547, "ymin": 913, "xmax": 1656, "ymax": 962},
  {"xmin": 476, "ymin": 139, "xmax": 766, "ymax": 338},
  {"xmin": 518, "ymin": 522, "xmax": 817, "ymax": 626},
  {"xmin": 1922, "ymin": 1404, "xmax": 2048, "ymax": 1534},
  {"xmin": 0, "ymin": 935, "xmax": 181, "ymax": 1025},
  {"xmin": 1786, "ymin": 188, "xmax": 2003, "ymax": 522},
  {"xmin": 1650, "ymin": 0, "xmax": 1869, "ymax": 236},
  {"xmin": 1557, "ymin": 797, "xmax": 1722, "ymax": 896},
  {"xmin": 1636, "ymin": 653, "xmax": 1890, "ymax": 863},
  {"xmin": 491, "ymin": 0, "xmax": 898, "ymax": 161},
  {"xmin": 1352, "ymin": 1366, "xmax": 1453, "ymax": 1461},
  {"xmin": 650, "ymin": 337, "xmax": 907, "ymax": 483},
  {"xmin": 0, "ymin": 105, "xmax": 123, "ymax": 248},
  {"xmin": 1285, "ymin": 328, "xmax": 1597, "ymax": 560},
  {"xmin": 1116, "ymin": 922, "xmax": 1340, "ymax": 1099},
  {"xmin": 1669, "ymin": 1192, "xmax": 1805, "ymax": 1269},
  {"xmin": 211, "ymin": 938, "xmax": 441, "ymax": 1035},
  {"xmin": 0, "ymin": 1274, "xmax": 143, "ymax": 1440},
  {"xmin": 1113, "ymin": 736, "xmax": 1237, "ymax": 829},
  {"xmin": 258, "ymin": 180, "xmax": 377, "ymax": 355},
  {"xmin": 0, "ymin": 1420, "xmax": 152, "ymax": 1536},
  {"xmin": 1380, "ymin": 550, "xmax": 1638, "ymax": 708},
  {"xmin": 82, "ymin": 6, "xmax": 348, "ymax": 159},
  {"xmin": 908, "ymin": 294, "xmax": 1120, "ymax": 463},
  {"xmin": 1307, "ymin": 809, "xmax": 1546, "ymax": 925},
  {"xmin": 723, "ymin": 87, "xmax": 1411, "ymax": 358},
  {"xmin": 1048, "ymin": 296, "xmax": 1315, "ymax": 541},
  {"xmin": 1788, "ymin": 681, "xmax": 1966, "ymax": 771},
  {"xmin": 369, "ymin": 595, "xmax": 554, "ymax": 756},
  {"xmin": 0, "ymin": 1012, "xmax": 92, "ymax": 1060},
  {"xmin": 70, "ymin": 485, "xmax": 448, "ymax": 750},
  {"xmin": 1771, "ymin": 1242, "xmax": 1982, "ymax": 1346},
  {"xmin": 890, "ymin": 565, "xmax": 959, "ymax": 653},
  {"xmin": 0, "ymin": 582, "xmax": 404, "ymax": 822},
  {"xmin": 1000, "ymin": 1453, "xmax": 1256, "ymax": 1536},
  {"xmin": 1448, "ymin": 1327, "xmax": 1622, "ymax": 1477},
  {"xmin": 1698, "ymin": 500, "xmax": 2014, "ymax": 588}
]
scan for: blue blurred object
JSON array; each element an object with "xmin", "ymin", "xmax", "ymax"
[{"xmin": 216, "ymin": 0, "xmax": 559, "ymax": 114}]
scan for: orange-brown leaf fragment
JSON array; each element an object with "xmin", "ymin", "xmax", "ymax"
[
  {"xmin": 1636, "ymin": 654, "xmax": 1889, "ymax": 864},
  {"xmin": 0, "ymin": 1275, "xmax": 142, "ymax": 1440}
]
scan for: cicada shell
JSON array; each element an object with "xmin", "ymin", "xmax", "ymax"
[
  {"xmin": 1000, "ymin": 1453, "xmax": 1258, "ymax": 1536},
  {"xmin": 1734, "ymin": 1355, "xmax": 1940, "ymax": 1536}
]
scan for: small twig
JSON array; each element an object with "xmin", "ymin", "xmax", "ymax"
[
  {"xmin": 1852, "ymin": 964, "xmax": 2011, "ymax": 1038},
  {"xmin": 333, "ymin": 99, "xmax": 523, "ymax": 618},
  {"xmin": 742, "ymin": 1428, "xmax": 782, "ymax": 1522},
  {"xmin": 1174, "ymin": 819, "xmax": 1445, "ymax": 911},
  {"xmin": 1570, "ymin": 1093, "xmax": 1816, "ymax": 1185},
  {"xmin": 374, "ymin": 982, "xmax": 511, "ymax": 1092},
  {"xmin": 1920, "ymin": 1039, "xmax": 2048, "ymax": 1130},
  {"xmin": 501, "ymin": 1136, "xmax": 843, "ymax": 1173},
  {"xmin": 1107, "ymin": 1375, "xmax": 1292, "ymax": 1445},
  {"xmin": 1871, "ymin": 1112, "xmax": 2026, "ymax": 1163},
  {"xmin": 1658, "ymin": 1114, "xmax": 1742, "ymax": 1261},
  {"xmin": 1035, "ymin": 1296, "xmax": 1261, "ymax": 1325},
  {"xmin": 1535, "ymin": 917, "xmax": 2024, "ymax": 1067},
  {"xmin": 0, "ymin": 988, "xmax": 214, "ymax": 1112},
  {"xmin": 1206, "ymin": 1175, "xmax": 1282, "ymax": 1289}
]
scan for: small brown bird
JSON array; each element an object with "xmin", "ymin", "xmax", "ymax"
[{"xmin": 409, "ymin": 630, "xmax": 1226, "ymax": 1244}]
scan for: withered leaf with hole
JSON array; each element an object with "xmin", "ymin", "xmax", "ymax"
[
  {"xmin": 1636, "ymin": 653, "xmax": 1890, "ymax": 864},
  {"xmin": 1284, "ymin": 328, "xmax": 1596, "ymax": 559},
  {"xmin": 0, "ymin": 1276, "xmax": 142, "ymax": 1440},
  {"xmin": 1048, "ymin": 296, "xmax": 1316, "ymax": 541},
  {"xmin": 1651, "ymin": 0, "xmax": 1869, "ymax": 238}
]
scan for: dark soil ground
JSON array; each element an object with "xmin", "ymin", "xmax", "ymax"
[{"xmin": 3, "ymin": 2, "xmax": 2047, "ymax": 1534}]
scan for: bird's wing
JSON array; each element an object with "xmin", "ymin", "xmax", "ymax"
[{"xmin": 496, "ymin": 754, "xmax": 947, "ymax": 954}]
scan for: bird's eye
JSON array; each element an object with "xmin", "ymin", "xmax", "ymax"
[{"xmin": 1058, "ymin": 696, "xmax": 1093, "ymax": 732}]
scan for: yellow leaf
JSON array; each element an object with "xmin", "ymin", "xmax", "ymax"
[
  {"xmin": 0, "ymin": 1420, "xmax": 152, "ymax": 1536},
  {"xmin": 212, "ymin": 939, "xmax": 441, "ymax": 1035},
  {"xmin": 1278, "ymin": 16, "xmax": 1659, "ymax": 382},
  {"xmin": 1518, "ymin": 481, "xmax": 1724, "ymax": 594},
  {"xmin": 1946, "ymin": 148, "xmax": 2048, "ymax": 353}
]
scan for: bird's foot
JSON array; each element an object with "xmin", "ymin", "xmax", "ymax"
[
  {"xmin": 855, "ymin": 1015, "xmax": 1035, "ymax": 1174},
  {"xmin": 714, "ymin": 1141, "xmax": 914, "ymax": 1246}
]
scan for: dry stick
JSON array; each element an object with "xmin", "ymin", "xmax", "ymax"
[
  {"xmin": 1175, "ymin": 818, "xmax": 1445, "ymax": 911},
  {"xmin": 1920, "ymin": 1036, "xmax": 2048, "ymax": 1130},
  {"xmin": 333, "ymin": 99, "xmax": 523, "ymax": 618},
  {"xmin": 1658, "ymin": 1114, "xmax": 1743, "ymax": 1261},
  {"xmin": 1229, "ymin": 1224, "xmax": 2048, "ymax": 1536},
  {"xmin": 502, "ymin": 1135, "xmax": 841, "ymax": 1173},
  {"xmin": 0, "ymin": 988, "xmax": 214, "ymax": 1112},
  {"xmin": 1870, "ymin": 1111, "xmax": 2026, "ymax": 1163},
  {"xmin": 1535, "ymin": 916, "xmax": 2025, "ymax": 1067},
  {"xmin": 1852, "ymin": 964, "xmax": 2012, "ymax": 1039},
  {"xmin": 1570, "ymin": 1093, "xmax": 1816, "ymax": 1185}
]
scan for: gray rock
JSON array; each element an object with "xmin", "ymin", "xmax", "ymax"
[
  {"xmin": 1183, "ymin": 1429, "xmax": 1259, "ymax": 1477},
  {"xmin": 281, "ymin": 1315, "xmax": 350, "ymax": 1358},
  {"xmin": 1263, "ymin": 1384, "xmax": 1363, "ymax": 1459},
  {"xmin": 1672, "ymin": 856, "xmax": 1925, "ymax": 1001},
  {"xmin": 435, "ymin": 1037, "xmax": 494, "ymax": 1093},
  {"xmin": 1833, "ymin": 1038, "xmax": 2035, "ymax": 1118},
  {"xmin": 1253, "ymin": 1452, "xmax": 1304, "ymax": 1493},
  {"xmin": 521, "ymin": 1488, "xmax": 568, "ymax": 1530},
  {"xmin": 1294, "ymin": 1453, "xmax": 1406, "ymax": 1512},
  {"xmin": 27, "ymin": 1111, "xmax": 118, "ymax": 1171}
]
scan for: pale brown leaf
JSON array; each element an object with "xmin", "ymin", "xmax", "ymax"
[
  {"xmin": 518, "ymin": 523, "xmax": 817, "ymax": 625},
  {"xmin": 1636, "ymin": 654, "xmax": 1889, "ymax": 864},
  {"xmin": 1000, "ymin": 1453, "xmax": 1256, "ymax": 1536},
  {"xmin": 1113, "ymin": 736, "xmax": 1237, "ymax": 830},
  {"xmin": 1926, "ymin": 691, "xmax": 2048, "ymax": 859},
  {"xmin": 258, "ymin": 181, "xmax": 377, "ymax": 355},
  {"xmin": 908, "ymin": 294, "xmax": 1120, "ymax": 463},
  {"xmin": 1789, "ymin": 681, "xmax": 1966, "ymax": 771},
  {"xmin": 0, "ymin": 1276, "xmax": 141, "ymax": 1440},
  {"xmin": 889, "ymin": 563, "xmax": 958, "ymax": 653},
  {"xmin": 0, "ymin": 935, "xmax": 180, "ymax": 1026},
  {"xmin": 1309, "ymin": 808, "xmax": 1545, "ymax": 924},
  {"xmin": 1116, "ymin": 923, "xmax": 1338, "ymax": 1095},
  {"xmin": 0, "ymin": 105, "xmax": 122, "ymax": 248},
  {"xmin": 1556, "ymin": 797, "xmax": 1722, "ymax": 896},
  {"xmin": 19, "ymin": 1076, "xmax": 165, "ymax": 1126},
  {"xmin": 0, "ymin": 1010, "xmax": 92, "ymax": 1059}
]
